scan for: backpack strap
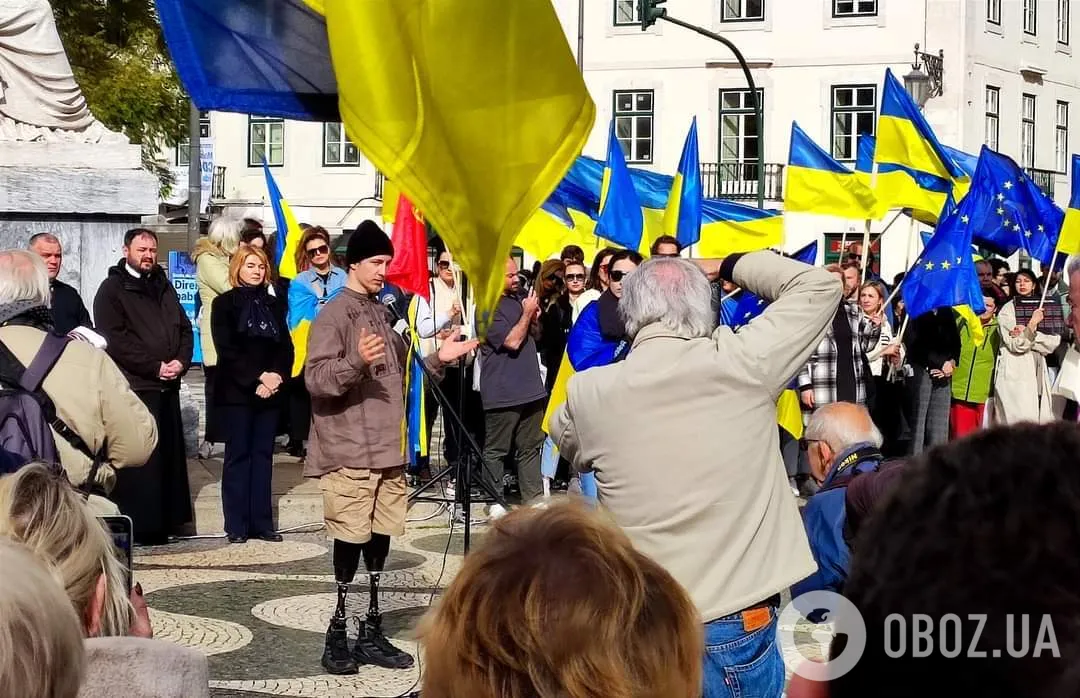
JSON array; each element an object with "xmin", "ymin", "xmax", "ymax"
[{"xmin": 20, "ymin": 333, "xmax": 70, "ymax": 392}]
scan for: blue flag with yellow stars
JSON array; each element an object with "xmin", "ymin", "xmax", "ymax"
[
  {"xmin": 903, "ymin": 200, "xmax": 987, "ymax": 344},
  {"xmin": 965, "ymin": 146, "xmax": 1063, "ymax": 265}
]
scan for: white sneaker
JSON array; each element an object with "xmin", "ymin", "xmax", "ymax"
[{"xmin": 487, "ymin": 503, "xmax": 508, "ymax": 521}]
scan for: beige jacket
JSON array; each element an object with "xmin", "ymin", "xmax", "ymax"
[
  {"xmin": 993, "ymin": 300, "xmax": 1062, "ymax": 424},
  {"xmin": 0, "ymin": 325, "xmax": 157, "ymax": 491},
  {"xmin": 193, "ymin": 244, "xmax": 231, "ymax": 367},
  {"xmin": 551, "ymin": 251, "xmax": 841, "ymax": 622},
  {"xmin": 80, "ymin": 636, "xmax": 210, "ymax": 698}
]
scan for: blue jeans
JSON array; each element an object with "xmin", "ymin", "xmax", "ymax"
[{"xmin": 702, "ymin": 606, "xmax": 785, "ymax": 698}]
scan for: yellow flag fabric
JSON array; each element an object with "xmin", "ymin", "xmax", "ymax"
[
  {"xmin": 776, "ymin": 389, "xmax": 804, "ymax": 440},
  {"xmin": 1058, "ymin": 154, "xmax": 1080, "ymax": 256},
  {"xmin": 381, "ymin": 178, "xmax": 401, "ymax": 223},
  {"xmin": 320, "ymin": 0, "xmax": 595, "ymax": 336}
]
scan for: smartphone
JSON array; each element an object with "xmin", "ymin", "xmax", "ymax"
[{"xmin": 100, "ymin": 514, "xmax": 133, "ymax": 593}]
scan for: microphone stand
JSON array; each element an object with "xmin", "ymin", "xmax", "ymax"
[{"xmin": 384, "ymin": 297, "xmax": 506, "ymax": 554}]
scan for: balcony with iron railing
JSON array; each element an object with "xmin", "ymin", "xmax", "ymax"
[
  {"xmin": 1025, "ymin": 167, "xmax": 1056, "ymax": 198},
  {"xmin": 700, "ymin": 162, "xmax": 785, "ymax": 203}
]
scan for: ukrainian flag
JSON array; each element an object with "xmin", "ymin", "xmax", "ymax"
[
  {"xmin": 264, "ymin": 162, "xmax": 303, "ymax": 279},
  {"xmin": 786, "ymin": 122, "xmax": 881, "ymax": 220},
  {"xmin": 664, "ymin": 118, "xmax": 703, "ymax": 248},
  {"xmin": 1057, "ymin": 154, "xmax": 1080, "ymax": 256},
  {"xmin": 286, "ymin": 274, "xmax": 343, "ymax": 377},
  {"xmin": 596, "ymin": 120, "xmax": 644, "ymax": 251},
  {"xmin": 697, "ymin": 200, "xmax": 784, "ymax": 257},
  {"xmin": 856, "ymin": 134, "xmax": 953, "ymax": 223},
  {"xmin": 403, "ymin": 296, "xmax": 427, "ymax": 469},
  {"xmin": 876, "ymin": 68, "xmax": 968, "ymax": 182}
]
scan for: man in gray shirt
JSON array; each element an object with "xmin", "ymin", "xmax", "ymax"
[{"xmin": 476, "ymin": 258, "xmax": 546, "ymax": 516}]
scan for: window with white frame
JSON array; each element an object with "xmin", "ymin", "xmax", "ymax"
[
  {"xmin": 1024, "ymin": 0, "xmax": 1038, "ymax": 34},
  {"xmin": 613, "ymin": 90, "xmax": 654, "ymax": 163},
  {"xmin": 985, "ymin": 86, "xmax": 1000, "ymax": 151},
  {"xmin": 721, "ymin": 0, "xmax": 765, "ymax": 22},
  {"xmin": 613, "ymin": 0, "xmax": 639, "ymax": 26},
  {"xmin": 833, "ymin": 0, "xmax": 877, "ymax": 17},
  {"xmin": 176, "ymin": 112, "xmax": 211, "ymax": 166},
  {"xmin": 1057, "ymin": 101, "xmax": 1069, "ymax": 172},
  {"xmin": 987, "ymin": 0, "xmax": 1001, "ymax": 24},
  {"xmin": 248, "ymin": 116, "xmax": 284, "ymax": 167},
  {"xmin": 830, "ymin": 85, "xmax": 877, "ymax": 161},
  {"xmin": 323, "ymin": 122, "xmax": 361, "ymax": 166},
  {"xmin": 1021, "ymin": 94, "xmax": 1036, "ymax": 168},
  {"xmin": 719, "ymin": 88, "xmax": 763, "ymax": 181},
  {"xmin": 1059, "ymin": 0, "xmax": 1071, "ymax": 43}
]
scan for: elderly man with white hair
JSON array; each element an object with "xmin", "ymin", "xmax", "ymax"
[
  {"xmin": 0, "ymin": 249, "xmax": 156, "ymax": 501},
  {"xmin": 791, "ymin": 401, "xmax": 889, "ymax": 600},
  {"xmin": 550, "ymin": 250, "xmax": 841, "ymax": 698}
]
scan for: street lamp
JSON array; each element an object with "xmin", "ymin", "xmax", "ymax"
[{"xmin": 903, "ymin": 43, "xmax": 944, "ymax": 108}]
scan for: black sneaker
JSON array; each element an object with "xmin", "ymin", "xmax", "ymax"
[
  {"xmin": 353, "ymin": 618, "xmax": 415, "ymax": 669},
  {"xmin": 321, "ymin": 617, "xmax": 359, "ymax": 675}
]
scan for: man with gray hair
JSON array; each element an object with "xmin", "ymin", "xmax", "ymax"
[
  {"xmin": 28, "ymin": 232, "xmax": 91, "ymax": 335},
  {"xmin": 551, "ymin": 250, "xmax": 840, "ymax": 697},
  {"xmin": 0, "ymin": 249, "xmax": 156, "ymax": 506},
  {"xmin": 791, "ymin": 401, "xmax": 888, "ymax": 599}
]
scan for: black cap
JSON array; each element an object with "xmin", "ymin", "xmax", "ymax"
[{"xmin": 345, "ymin": 220, "xmax": 394, "ymax": 265}]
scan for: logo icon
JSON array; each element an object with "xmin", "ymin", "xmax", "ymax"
[{"xmin": 776, "ymin": 590, "xmax": 867, "ymax": 681}]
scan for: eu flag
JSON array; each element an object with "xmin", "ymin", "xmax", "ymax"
[
  {"xmin": 720, "ymin": 242, "xmax": 819, "ymax": 329},
  {"xmin": 964, "ymin": 146, "xmax": 1063, "ymax": 265},
  {"xmin": 902, "ymin": 189, "xmax": 987, "ymax": 343}
]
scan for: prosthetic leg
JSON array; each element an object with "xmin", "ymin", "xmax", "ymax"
[
  {"xmin": 351, "ymin": 533, "xmax": 414, "ymax": 669},
  {"xmin": 320, "ymin": 536, "xmax": 414, "ymax": 674}
]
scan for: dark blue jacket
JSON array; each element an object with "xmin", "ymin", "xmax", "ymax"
[{"xmin": 791, "ymin": 443, "xmax": 883, "ymax": 599}]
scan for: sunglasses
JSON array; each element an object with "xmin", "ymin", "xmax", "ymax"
[
  {"xmin": 609, "ymin": 269, "xmax": 633, "ymax": 282},
  {"xmin": 546, "ymin": 275, "xmax": 564, "ymax": 286},
  {"xmin": 565, "ymin": 273, "xmax": 586, "ymax": 281},
  {"xmin": 437, "ymin": 260, "xmax": 451, "ymax": 270},
  {"xmin": 306, "ymin": 244, "xmax": 329, "ymax": 258},
  {"xmin": 798, "ymin": 437, "xmax": 821, "ymax": 451}
]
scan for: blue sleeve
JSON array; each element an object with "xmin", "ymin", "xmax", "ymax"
[{"xmin": 790, "ymin": 492, "xmax": 850, "ymax": 601}]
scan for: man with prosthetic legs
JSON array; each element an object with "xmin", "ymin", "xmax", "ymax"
[{"xmin": 304, "ymin": 221, "xmax": 477, "ymax": 673}]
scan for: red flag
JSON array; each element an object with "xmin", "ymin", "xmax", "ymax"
[{"xmin": 386, "ymin": 193, "xmax": 430, "ymax": 300}]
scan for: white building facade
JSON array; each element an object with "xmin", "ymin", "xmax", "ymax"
[{"xmin": 171, "ymin": 0, "xmax": 1080, "ymax": 277}]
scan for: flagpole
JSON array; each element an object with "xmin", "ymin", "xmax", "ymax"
[
  {"xmin": 860, "ymin": 161, "xmax": 879, "ymax": 284},
  {"xmin": 1038, "ymin": 250, "xmax": 1061, "ymax": 309}
]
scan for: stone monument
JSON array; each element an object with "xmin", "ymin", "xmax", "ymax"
[{"xmin": 0, "ymin": 0, "xmax": 159, "ymax": 305}]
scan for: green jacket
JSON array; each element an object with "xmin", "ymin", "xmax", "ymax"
[{"xmin": 952, "ymin": 316, "xmax": 1000, "ymax": 404}]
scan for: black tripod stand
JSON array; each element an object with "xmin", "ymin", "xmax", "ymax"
[{"xmin": 385, "ymin": 299, "xmax": 506, "ymax": 554}]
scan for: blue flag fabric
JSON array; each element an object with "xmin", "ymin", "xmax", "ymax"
[
  {"xmin": 156, "ymin": 0, "xmax": 340, "ymax": 121},
  {"xmin": 964, "ymin": 146, "xmax": 1064, "ymax": 265},
  {"xmin": 665, "ymin": 117, "xmax": 703, "ymax": 247},
  {"xmin": 719, "ymin": 242, "xmax": 819, "ymax": 329},
  {"xmin": 596, "ymin": 120, "xmax": 644, "ymax": 250}
]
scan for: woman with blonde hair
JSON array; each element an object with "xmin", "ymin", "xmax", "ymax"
[
  {"xmin": 211, "ymin": 245, "xmax": 293, "ymax": 544},
  {"xmin": 193, "ymin": 216, "xmax": 243, "ymax": 456},
  {"xmin": 0, "ymin": 539, "xmax": 85, "ymax": 698},
  {"xmin": 418, "ymin": 503, "xmax": 704, "ymax": 698}
]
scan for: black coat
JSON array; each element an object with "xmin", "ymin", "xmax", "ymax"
[
  {"xmin": 93, "ymin": 261, "xmax": 194, "ymax": 392},
  {"xmin": 50, "ymin": 279, "xmax": 91, "ymax": 335},
  {"xmin": 210, "ymin": 285, "xmax": 293, "ymax": 407},
  {"xmin": 903, "ymin": 307, "xmax": 962, "ymax": 370}
]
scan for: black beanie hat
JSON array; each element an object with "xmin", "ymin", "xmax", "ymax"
[{"xmin": 346, "ymin": 220, "xmax": 394, "ymax": 265}]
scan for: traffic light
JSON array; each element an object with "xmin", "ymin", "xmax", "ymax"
[{"xmin": 639, "ymin": 0, "xmax": 667, "ymax": 30}]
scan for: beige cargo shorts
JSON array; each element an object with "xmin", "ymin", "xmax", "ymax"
[{"xmin": 319, "ymin": 466, "xmax": 407, "ymax": 544}]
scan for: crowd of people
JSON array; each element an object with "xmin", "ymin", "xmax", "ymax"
[{"xmin": 3, "ymin": 216, "xmax": 1080, "ymax": 697}]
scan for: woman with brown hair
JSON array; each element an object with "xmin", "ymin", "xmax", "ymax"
[
  {"xmin": 418, "ymin": 503, "xmax": 704, "ymax": 698},
  {"xmin": 211, "ymin": 245, "xmax": 293, "ymax": 543}
]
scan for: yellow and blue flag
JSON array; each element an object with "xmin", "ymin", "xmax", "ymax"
[
  {"xmin": 664, "ymin": 118, "xmax": 703, "ymax": 248},
  {"xmin": 597, "ymin": 120, "xmax": 644, "ymax": 251},
  {"xmin": 786, "ymin": 122, "xmax": 880, "ymax": 220},
  {"xmin": 403, "ymin": 296, "xmax": 427, "ymax": 469},
  {"xmin": 286, "ymin": 276, "xmax": 344, "ymax": 377},
  {"xmin": 856, "ymin": 134, "xmax": 953, "ymax": 223},
  {"xmin": 263, "ymin": 161, "xmax": 303, "ymax": 279},
  {"xmin": 1057, "ymin": 154, "xmax": 1080, "ymax": 256},
  {"xmin": 962, "ymin": 146, "xmax": 1063, "ymax": 265},
  {"xmin": 876, "ymin": 68, "xmax": 968, "ymax": 182}
]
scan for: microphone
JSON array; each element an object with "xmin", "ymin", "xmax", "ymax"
[{"xmin": 380, "ymin": 295, "xmax": 410, "ymax": 336}]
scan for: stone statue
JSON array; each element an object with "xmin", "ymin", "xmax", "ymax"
[{"xmin": 0, "ymin": 0, "xmax": 125, "ymax": 142}]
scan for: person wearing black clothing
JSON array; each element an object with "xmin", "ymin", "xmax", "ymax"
[
  {"xmin": 537, "ymin": 260, "xmax": 572, "ymax": 394},
  {"xmin": 903, "ymin": 307, "xmax": 961, "ymax": 455},
  {"xmin": 29, "ymin": 233, "xmax": 91, "ymax": 335},
  {"xmin": 211, "ymin": 245, "xmax": 293, "ymax": 544},
  {"xmin": 93, "ymin": 228, "xmax": 194, "ymax": 545}
]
